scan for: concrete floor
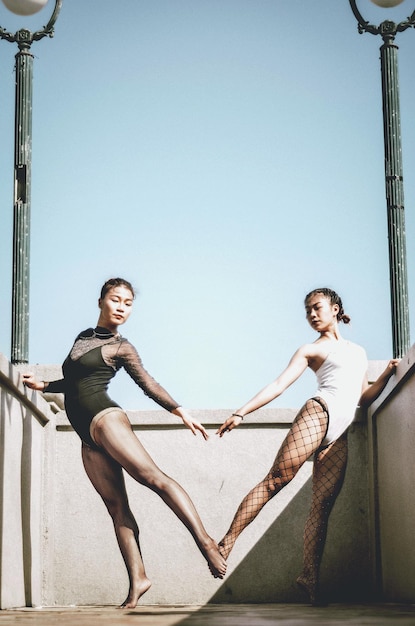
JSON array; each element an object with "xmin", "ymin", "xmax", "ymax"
[{"xmin": 1, "ymin": 604, "xmax": 415, "ymax": 626}]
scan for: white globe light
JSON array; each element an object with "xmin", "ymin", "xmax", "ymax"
[
  {"xmin": 370, "ymin": 0, "xmax": 405, "ymax": 7},
  {"xmin": 1, "ymin": 0, "xmax": 49, "ymax": 16}
]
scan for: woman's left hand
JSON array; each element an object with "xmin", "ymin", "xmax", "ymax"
[
  {"xmin": 386, "ymin": 358, "xmax": 400, "ymax": 374},
  {"xmin": 173, "ymin": 407, "xmax": 209, "ymax": 440}
]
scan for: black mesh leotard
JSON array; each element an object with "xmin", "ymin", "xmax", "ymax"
[{"xmin": 46, "ymin": 326, "xmax": 180, "ymax": 448}]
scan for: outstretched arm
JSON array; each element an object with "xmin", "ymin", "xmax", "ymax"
[
  {"xmin": 118, "ymin": 342, "xmax": 209, "ymax": 440},
  {"xmin": 217, "ymin": 346, "xmax": 309, "ymax": 436},
  {"xmin": 359, "ymin": 359, "xmax": 400, "ymax": 410}
]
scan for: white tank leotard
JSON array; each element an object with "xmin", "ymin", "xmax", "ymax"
[{"xmin": 314, "ymin": 339, "xmax": 368, "ymax": 447}]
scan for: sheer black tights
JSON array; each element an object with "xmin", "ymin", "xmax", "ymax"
[{"xmin": 219, "ymin": 398, "xmax": 329, "ymax": 560}]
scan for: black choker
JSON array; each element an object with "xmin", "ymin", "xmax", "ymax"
[
  {"xmin": 94, "ymin": 326, "xmax": 115, "ymax": 338},
  {"xmin": 80, "ymin": 327, "xmax": 116, "ymax": 339}
]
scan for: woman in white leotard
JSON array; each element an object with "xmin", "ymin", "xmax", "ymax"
[{"xmin": 217, "ymin": 287, "xmax": 398, "ymax": 605}]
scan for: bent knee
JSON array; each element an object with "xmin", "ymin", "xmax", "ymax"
[
  {"xmin": 267, "ymin": 469, "xmax": 295, "ymax": 491},
  {"xmin": 106, "ymin": 499, "xmax": 134, "ymax": 524}
]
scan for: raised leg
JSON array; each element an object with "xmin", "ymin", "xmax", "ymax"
[
  {"xmin": 219, "ymin": 398, "xmax": 328, "ymax": 560},
  {"xmin": 81, "ymin": 443, "xmax": 151, "ymax": 608},
  {"xmin": 92, "ymin": 409, "xmax": 226, "ymax": 579},
  {"xmin": 296, "ymin": 432, "xmax": 348, "ymax": 605}
]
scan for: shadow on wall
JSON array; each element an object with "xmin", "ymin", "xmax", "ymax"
[
  {"xmin": 210, "ymin": 478, "xmax": 313, "ymax": 605},
  {"xmin": 192, "ymin": 424, "xmax": 369, "ymax": 611}
]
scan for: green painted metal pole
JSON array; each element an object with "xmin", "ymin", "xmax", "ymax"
[
  {"xmin": 348, "ymin": 1, "xmax": 414, "ymax": 358},
  {"xmin": 380, "ymin": 35, "xmax": 410, "ymax": 358},
  {"xmin": 11, "ymin": 44, "xmax": 33, "ymax": 364},
  {"xmin": 1, "ymin": 1, "xmax": 62, "ymax": 364}
]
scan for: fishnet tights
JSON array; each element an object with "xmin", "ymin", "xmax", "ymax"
[
  {"xmin": 219, "ymin": 398, "xmax": 329, "ymax": 560},
  {"xmin": 297, "ymin": 433, "xmax": 348, "ymax": 603}
]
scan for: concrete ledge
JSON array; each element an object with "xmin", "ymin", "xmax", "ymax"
[
  {"xmin": 54, "ymin": 407, "xmax": 298, "ymax": 430},
  {"xmin": 0, "ymin": 355, "xmax": 52, "ymax": 426}
]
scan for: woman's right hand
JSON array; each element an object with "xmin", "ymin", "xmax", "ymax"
[
  {"xmin": 216, "ymin": 413, "xmax": 244, "ymax": 437},
  {"xmin": 22, "ymin": 372, "xmax": 44, "ymax": 391}
]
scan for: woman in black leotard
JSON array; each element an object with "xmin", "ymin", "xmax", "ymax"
[{"xmin": 23, "ymin": 277, "xmax": 226, "ymax": 608}]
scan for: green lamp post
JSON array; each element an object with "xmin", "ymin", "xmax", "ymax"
[
  {"xmin": 349, "ymin": 0, "xmax": 414, "ymax": 358},
  {"xmin": 0, "ymin": 0, "xmax": 62, "ymax": 364}
]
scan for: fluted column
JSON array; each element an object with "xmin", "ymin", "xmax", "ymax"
[
  {"xmin": 11, "ymin": 46, "xmax": 33, "ymax": 364},
  {"xmin": 380, "ymin": 37, "xmax": 410, "ymax": 358},
  {"xmin": 1, "ymin": 1, "xmax": 62, "ymax": 365}
]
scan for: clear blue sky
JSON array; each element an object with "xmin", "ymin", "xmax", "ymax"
[{"xmin": 0, "ymin": 0, "xmax": 414, "ymax": 411}]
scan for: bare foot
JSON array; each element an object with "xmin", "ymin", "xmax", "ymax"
[
  {"xmin": 204, "ymin": 540, "xmax": 227, "ymax": 579},
  {"xmin": 118, "ymin": 577, "xmax": 152, "ymax": 609}
]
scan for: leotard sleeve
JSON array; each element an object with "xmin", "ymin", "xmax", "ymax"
[
  {"xmin": 105, "ymin": 339, "xmax": 180, "ymax": 412},
  {"xmin": 44, "ymin": 378, "xmax": 66, "ymax": 393}
]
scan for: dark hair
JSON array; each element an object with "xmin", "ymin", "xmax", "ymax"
[
  {"xmin": 100, "ymin": 277, "xmax": 136, "ymax": 300},
  {"xmin": 304, "ymin": 287, "xmax": 351, "ymax": 324}
]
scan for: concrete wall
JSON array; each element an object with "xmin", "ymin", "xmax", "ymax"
[
  {"xmin": 50, "ymin": 407, "xmax": 371, "ymax": 607},
  {"xmin": 367, "ymin": 344, "xmax": 415, "ymax": 603},
  {"xmin": 0, "ymin": 354, "xmax": 56, "ymax": 609},
  {"xmin": 1, "ymin": 354, "xmax": 375, "ymax": 607}
]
